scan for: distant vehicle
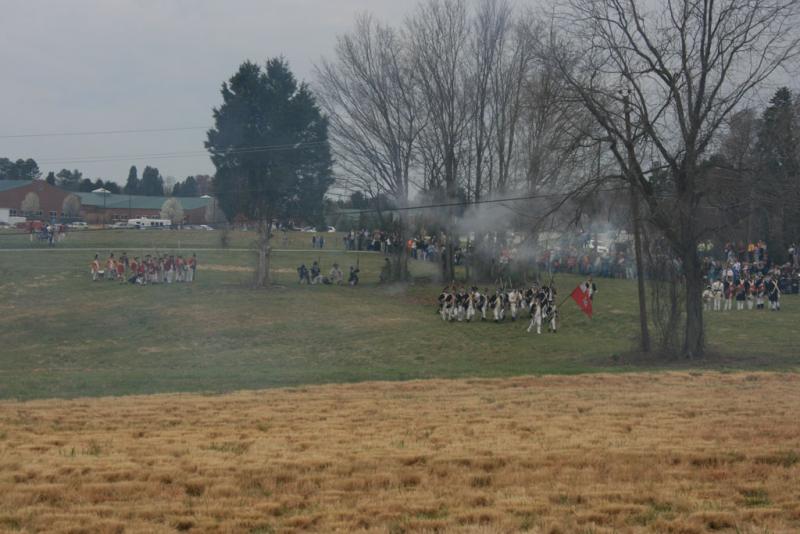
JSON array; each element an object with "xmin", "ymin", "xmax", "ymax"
[
  {"xmin": 127, "ymin": 217, "xmax": 171, "ymax": 229},
  {"xmin": 325, "ymin": 226, "xmax": 336, "ymax": 233},
  {"xmin": 585, "ymin": 239, "xmax": 611, "ymax": 255},
  {"xmin": 69, "ymin": 222, "xmax": 88, "ymax": 229},
  {"xmin": 111, "ymin": 222, "xmax": 132, "ymax": 229},
  {"xmin": 198, "ymin": 225, "xmax": 214, "ymax": 231},
  {"xmin": 301, "ymin": 226, "xmax": 315, "ymax": 233}
]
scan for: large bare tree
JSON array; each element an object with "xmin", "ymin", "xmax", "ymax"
[
  {"xmin": 316, "ymin": 14, "xmax": 425, "ymax": 279},
  {"xmin": 521, "ymin": 25, "xmax": 595, "ymax": 195},
  {"xmin": 487, "ymin": 6, "xmax": 533, "ymax": 194},
  {"xmin": 407, "ymin": 0, "xmax": 475, "ymax": 281},
  {"xmin": 316, "ymin": 15, "xmax": 423, "ymax": 204},
  {"xmin": 467, "ymin": 0, "xmax": 511, "ymax": 200},
  {"xmin": 548, "ymin": 0, "xmax": 800, "ymax": 358}
]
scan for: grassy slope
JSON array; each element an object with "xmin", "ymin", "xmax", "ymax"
[{"xmin": 0, "ymin": 230, "xmax": 798, "ymax": 400}]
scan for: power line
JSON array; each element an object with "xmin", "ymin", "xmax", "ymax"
[
  {"xmin": 343, "ymin": 190, "xmax": 594, "ymax": 214},
  {"xmin": 0, "ymin": 126, "xmax": 210, "ymax": 139},
  {"xmin": 31, "ymin": 141, "xmax": 330, "ymax": 165}
]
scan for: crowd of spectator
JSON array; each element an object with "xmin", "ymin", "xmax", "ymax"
[
  {"xmin": 339, "ymin": 228, "xmax": 800, "ymax": 291},
  {"xmin": 703, "ymin": 241, "xmax": 800, "ymax": 294},
  {"xmin": 529, "ymin": 248, "xmax": 635, "ymax": 279}
]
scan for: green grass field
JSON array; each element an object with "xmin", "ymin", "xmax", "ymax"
[
  {"xmin": 0, "ymin": 230, "xmax": 797, "ymax": 400},
  {"xmin": 0, "ymin": 226, "xmax": 342, "ymax": 250}
]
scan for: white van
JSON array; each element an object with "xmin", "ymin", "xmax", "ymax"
[{"xmin": 127, "ymin": 218, "xmax": 171, "ymax": 229}]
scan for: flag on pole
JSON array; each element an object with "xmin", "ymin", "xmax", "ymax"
[{"xmin": 570, "ymin": 285, "xmax": 593, "ymax": 318}]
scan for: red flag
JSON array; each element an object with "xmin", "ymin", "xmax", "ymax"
[{"xmin": 571, "ymin": 285, "xmax": 593, "ymax": 318}]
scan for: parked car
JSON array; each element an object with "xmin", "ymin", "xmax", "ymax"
[
  {"xmin": 111, "ymin": 222, "xmax": 131, "ymax": 229},
  {"xmin": 69, "ymin": 222, "xmax": 88, "ymax": 229},
  {"xmin": 325, "ymin": 226, "xmax": 336, "ymax": 233},
  {"xmin": 198, "ymin": 225, "xmax": 214, "ymax": 231}
]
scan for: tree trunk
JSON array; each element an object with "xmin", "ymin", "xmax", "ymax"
[
  {"xmin": 398, "ymin": 243, "xmax": 409, "ymax": 281},
  {"xmin": 442, "ymin": 146, "xmax": 457, "ymax": 283},
  {"xmin": 255, "ymin": 218, "xmax": 271, "ymax": 288},
  {"xmin": 682, "ymin": 245, "xmax": 705, "ymax": 358},
  {"xmin": 446, "ymin": 235, "xmax": 456, "ymax": 282},
  {"xmin": 464, "ymin": 238, "xmax": 471, "ymax": 283},
  {"xmin": 630, "ymin": 186, "xmax": 651, "ymax": 353},
  {"xmin": 394, "ymin": 212, "xmax": 410, "ymax": 282},
  {"xmin": 472, "ymin": 232, "xmax": 487, "ymax": 282}
]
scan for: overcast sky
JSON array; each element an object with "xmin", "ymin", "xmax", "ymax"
[{"xmin": 0, "ymin": 0, "xmax": 411, "ymax": 184}]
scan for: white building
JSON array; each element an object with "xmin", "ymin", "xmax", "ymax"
[{"xmin": 0, "ymin": 207, "xmax": 26, "ymax": 226}]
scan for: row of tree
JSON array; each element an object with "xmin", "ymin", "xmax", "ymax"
[
  {"xmin": 1, "ymin": 159, "xmax": 209, "ymax": 198},
  {"xmin": 316, "ymin": 0, "xmax": 800, "ymax": 359},
  {"xmin": 711, "ymin": 88, "xmax": 800, "ymax": 261},
  {"xmin": 0, "ymin": 158, "xmax": 41, "ymax": 181},
  {"xmin": 42, "ymin": 169, "xmax": 118, "ymax": 193},
  {"xmin": 122, "ymin": 166, "xmax": 167, "ymax": 196},
  {"xmin": 315, "ymin": 0, "xmax": 598, "ymax": 282},
  {"xmin": 121, "ymin": 166, "xmax": 211, "ymax": 197}
]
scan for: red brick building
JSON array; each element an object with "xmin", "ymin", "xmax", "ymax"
[
  {"xmin": 0, "ymin": 180, "xmax": 216, "ymax": 224},
  {"xmin": 0, "ymin": 180, "xmax": 73, "ymax": 221},
  {"xmin": 76, "ymin": 191, "xmax": 213, "ymax": 224}
]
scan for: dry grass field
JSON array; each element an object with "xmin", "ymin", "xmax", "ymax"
[{"xmin": 1, "ymin": 372, "xmax": 799, "ymax": 533}]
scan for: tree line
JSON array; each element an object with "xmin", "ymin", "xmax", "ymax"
[
  {"xmin": 314, "ymin": 0, "xmax": 800, "ymax": 358},
  {"xmin": 0, "ymin": 157, "xmax": 209, "ymax": 198},
  {"xmin": 315, "ymin": 0, "xmax": 599, "ymax": 283},
  {"xmin": 0, "ymin": 158, "xmax": 41, "ymax": 181}
]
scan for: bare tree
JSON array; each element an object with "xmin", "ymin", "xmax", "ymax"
[
  {"xmin": 467, "ymin": 0, "xmax": 512, "ymax": 200},
  {"xmin": 61, "ymin": 194, "xmax": 81, "ymax": 219},
  {"xmin": 204, "ymin": 197, "xmax": 226, "ymax": 224},
  {"xmin": 408, "ymin": 0, "xmax": 475, "ymax": 280},
  {"xmin": 21, "ymin": 192, "xmax": 40, "ymax": 215},
  {"xmin": 160, "ymin": 198, "xmax": 184, "ymax": 225},
  {"xmin": 520, "ymin": 37, "xmax": 595, "ymax": 194},
  {"xmin": 548, "ymin": 0, "xmax": 800, "ymax": 358},
  {"xmin": 316, "ymin": 14, "xmax": 425, "ymax": 280},
  {"xmin": 487, "ymin": 7, "xmax": 532, "ymax": 194}
]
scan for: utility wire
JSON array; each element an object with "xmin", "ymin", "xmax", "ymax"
[
  {"xmin": 34, "ymin": 141, "xmax": 330, "ymax": 165},
  {"xmin": 0, "ymin": 126, "xmax": 210, "ymax": 139},
  {"xmin": 341, "ymin": 190, "xmax": 599, "ymax": 215}
]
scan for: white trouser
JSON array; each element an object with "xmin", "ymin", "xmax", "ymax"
[{"xmin": 527, "ymin": 309, "xmax": 542, "ymax": 334}]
